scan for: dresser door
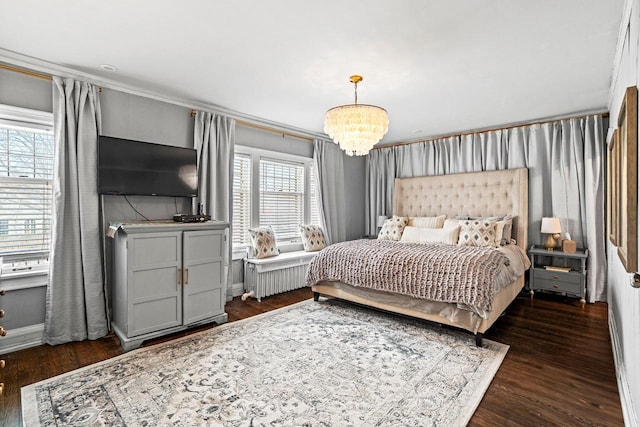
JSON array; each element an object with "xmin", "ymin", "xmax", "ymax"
[
  {"xmin": 182, "ymin": 230, "xmax": 225, "ymax": 325},
  {"xmin": 127, "ymin": 232, "xmax": 182, "ymax": 336}
]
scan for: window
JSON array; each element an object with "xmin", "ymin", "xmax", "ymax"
[
  {"xmin": 232, "ymin": 153, "xmax": 251, "ymax": 246},
  {"xmin": 259, "ymin": 158, "xmax": 305, "ymax": 242},
  {"xmin": 0, "ymin": 105, "xmax": 54, "ymax": 259},
  {"xmin": 232, "ymin": 146, "xmax": 320, "ymax": 248}
]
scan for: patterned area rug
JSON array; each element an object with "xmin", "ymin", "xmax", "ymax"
[{"xmin": 22, "ymin": 299, "xmax": 508, "ymax": 426}]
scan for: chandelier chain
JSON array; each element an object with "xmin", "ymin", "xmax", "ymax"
[{"xmin": 354, "ymin": 80, "xmax": 358, "ymax": 105}]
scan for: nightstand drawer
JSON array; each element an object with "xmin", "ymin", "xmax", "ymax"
[
  {"xmin": 533, "ymin": 269, "xmax": 581, "ymax": 284},
  {"xmin": 534, "ymin": 277, "xmax": 582, "ymax": 295}
]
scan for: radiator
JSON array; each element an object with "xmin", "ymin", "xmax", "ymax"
[{"xmin": 244, "ymin": 251, "xmax": 316, "ymax": 301}]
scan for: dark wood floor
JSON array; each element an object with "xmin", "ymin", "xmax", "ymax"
[{"xmin": 0, "ymin": 289, "xmax": 623, "ymax": 426}]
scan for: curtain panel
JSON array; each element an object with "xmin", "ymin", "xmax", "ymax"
[
  {"xmin": 194, "ymin": 111, "xmax": 235, "ymax": 300},
  {"xmin": 45, "ymin": 77, "xmax": 108, "ymax": 345},
  {"xmin": 313, "ymin": 140, "xmax": 347, "ymax": 245},
  {"xmin": 366, "ymin": 115, "xmax": 606, "ymax": 302}
]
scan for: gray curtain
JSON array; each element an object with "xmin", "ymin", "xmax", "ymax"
[
  {"xmin": 194, "ymin": 111, "xmax": 235, "ymax": 300},
  {"xmin": 366, "ymin": 115, "xmax": 606, "ymax": 302},
  {"xmin": 45, "ymin": 77, "xmax": 108, "ymax": 345},
  {"xmin": 313, "ymin": 140, "xmax": 347, "ymax": 244}
]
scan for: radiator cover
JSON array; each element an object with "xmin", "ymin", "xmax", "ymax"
[{"xmin": 244, "ymin": 251, "xmax": 316, "ymax": 301}]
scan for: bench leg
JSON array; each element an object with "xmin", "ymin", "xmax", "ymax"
[
  {"xmin": 313, "ymin": 292, "xmax": 320, "ymax": 302},
  {"xmin": 475, "ymin": 333, "xmax": 483, "ymax": 347}
]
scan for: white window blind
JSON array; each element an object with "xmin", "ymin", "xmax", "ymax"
[
  {"xmin": 232, "ymin": 153, "xmax": 251, "ymax": 246},
  {"xmin": 309, "ymin": 165, "xmax": 321, "ymax": 227},
  {"xmin": 259, "ymin": 158, "xmax": 304, "ymax": 243},
  {"xmin": 0, "ymin": 126, "xmax": 54, "ymax": 256}
]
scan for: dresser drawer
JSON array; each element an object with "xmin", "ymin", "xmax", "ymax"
[{"xmin": 533, "ymin": 268, "xmax": 581, "ymax": 284}]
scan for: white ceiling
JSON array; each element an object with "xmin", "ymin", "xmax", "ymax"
[{"xmin": 0, "ymin": 0, "xmax": 625, "ymax": 144}]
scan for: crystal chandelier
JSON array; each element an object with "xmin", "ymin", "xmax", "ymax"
[{"xmin": 324, "ymin": 75, "xmax": 389, "ymax": 156}]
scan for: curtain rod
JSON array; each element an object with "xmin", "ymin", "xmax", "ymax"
[
  {"xmin": 189, "ymin": 109, "xmax": 313, "ymax": 142},
  {"xmin": 374, "ymin": 111, "xmax": 610, "ymax": 151},
  {"xmin": 0, "ymin": 63, "xmax": 52, "ymax": 81},
  {"xmin": 1, "ymin": 63, "xmax": 107, "ymax": 92},
  {"xmin": 237, "ymin": 120, "xmax": 313, "ymax": 142}
]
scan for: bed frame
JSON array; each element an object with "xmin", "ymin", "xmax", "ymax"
[{"xmin": 312, "ymin": 168, "xmax": 529, "ymax": 346}]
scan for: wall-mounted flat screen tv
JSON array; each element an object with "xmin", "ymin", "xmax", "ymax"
[{"xmin": 98, "ymin": 136, "xmax": 198, "ymax": 197}]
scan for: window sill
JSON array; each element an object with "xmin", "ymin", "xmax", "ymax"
[{"xmin": 0, "ymin": 271, "xmax": 48, "ymax": 291}]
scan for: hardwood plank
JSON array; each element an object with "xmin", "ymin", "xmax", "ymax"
[{"xmin": 0, "ymin": 288, "xmax": 624, "ymax": 426}]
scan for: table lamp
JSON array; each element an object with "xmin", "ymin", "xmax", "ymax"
[{"xmin": 541, "ymin": 217, "xmax": 562, "ymax": 251}]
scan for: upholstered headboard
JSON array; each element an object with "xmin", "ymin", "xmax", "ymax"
[{"xmin": 393, "ymin": 168, "xmax": 529, "ymax": 250}]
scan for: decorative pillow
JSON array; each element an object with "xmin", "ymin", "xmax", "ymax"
[
  {"xmin": 457, "ymin": 219, "xmax": 497, "ymax": 247},
  {"xmin": 400, "ymin": 225, "xmax": 460, "ymax": 245},
  {"xmin": 248, "ymin": 226, "xmax": 279, "ymax": 259},
  {"xmin": 501, "ymin": 215, "xmax": 514, "ymax": 245},
  {"xmin": 298, "ymin": 225, "xmax": 326, "ymax": 252},
  {"xmin": 458, "ymin": 215, "xmax": 514, "ymax": 246},
  {"xmin": 407, "ymin": 215, "xmax": 446, "ymax": 229},
  {"xmin": 377, "ymin": 215, "xmax": 409, "ymax": 241}
]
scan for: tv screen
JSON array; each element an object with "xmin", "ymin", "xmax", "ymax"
[{"xmin": 98, "ymin": 136, "xmax": 198, "ymax": 197}]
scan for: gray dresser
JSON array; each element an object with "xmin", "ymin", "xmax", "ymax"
[{"xmin": 112, "ymin": 221, "xmax": 229, "ymax": 350}]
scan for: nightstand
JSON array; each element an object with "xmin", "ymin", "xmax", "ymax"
[{"xmin": 528, "ymin": 245, "xmax": 588, "ymax": 305}]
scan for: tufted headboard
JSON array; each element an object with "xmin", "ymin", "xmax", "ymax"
[{"xmin": 393, "ymin": 168, "xmax": 528, "ymax": 250}]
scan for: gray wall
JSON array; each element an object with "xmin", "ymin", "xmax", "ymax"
[
  {"xmin": 0, "ymin": 68, "xmax": 52, "ymax": 331},
  {"xmin": 0, "ymin": 286, "xmax": 47, "ymax": 330},
  {"xmin": 343, "ymin": 155, "xmax": 367, "ymax": 240},
  {"xmin": 0, "ymin": 68, "xmax": 53, "ymax": 112},
  {"xmin": 100, "ymin": 88, "xmax": 195, "ymax": 224},
  {"xmin": 0, "ymin": 70, "xmax": 368, "ymax": 335},
  {"xmin": 606, "ymin": 2, "xmax": 640, "ymax": 424}
]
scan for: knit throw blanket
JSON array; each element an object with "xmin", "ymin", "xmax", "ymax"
[{"xmin": 306, "ymin": 239, "xmax": 511, "ymax": 312}]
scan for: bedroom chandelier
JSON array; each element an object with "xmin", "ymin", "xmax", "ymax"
[{"xmin": 324, "ymin": 75, "xmax": 389, "ymax": 156}]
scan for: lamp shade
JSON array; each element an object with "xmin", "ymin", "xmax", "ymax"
[{"xmin": 540, "ymin": 217, "xmax": 562, "ymax": 234}]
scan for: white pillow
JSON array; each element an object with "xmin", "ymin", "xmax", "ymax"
[
  {"xmin": 494, "ymin": 221, "xmax": 506, "ymax": 247},
  {"xmin": 407, "ymin": 215, "xmax": 446, "ymax": 229},
  {"xmin": 443, "ymin": 218, "xmax": 460, "ymax": 230},
  {"xmin": 400, "ymin": 225, "xmax": 461, "ymax": 245}
]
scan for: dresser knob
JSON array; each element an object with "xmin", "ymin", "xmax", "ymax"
[
  {"xmin": 0, "ymin": 360, "xmax": 4, "ymax": 368},
  {"xmin": 0, "ymin": 309, "xmax": 4, "ymax": 318},
  {"xmin": 0, "ymin": 290, "xmax": 5, "ymax": 296},
  {"xmin": 0, "ymin": 383, "xmax": 4, "ymax": 396},
  {"xmin": 0, "ymin": 327, "xmax": 6, "ymax": 337},
  {"xmin": 553, "ymin": 284, "xmax": 559, "ymax": 289},
  {"xmin": 553, "ymin": 275, "xmax": 559, "ymax": 279}
]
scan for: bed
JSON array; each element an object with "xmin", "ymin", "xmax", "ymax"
[{"xmin": 309, "ymin": 168, "xmax": 529, "ymax": 346}]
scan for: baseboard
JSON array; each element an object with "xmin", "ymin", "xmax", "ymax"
[
  {"xmin": 609, "ymin": 308, "xmax": 639, "ymax": 427},
  {"xmin": 0, "ymin": 323, "xmax": 44, "ymax": 355},
  {"xmin": 231, "ymin": 282, "xmax": 245, "ymax": 298}
]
